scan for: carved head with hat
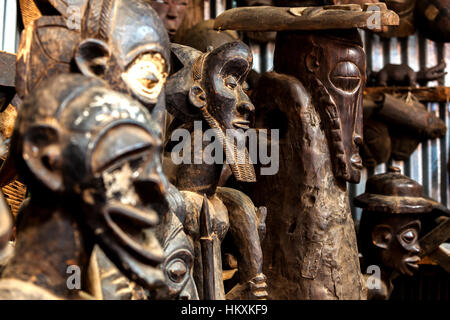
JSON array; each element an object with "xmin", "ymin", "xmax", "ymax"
[{"xmin": 354, "ymin": 167, "xmax": 439, "ymax": 276}]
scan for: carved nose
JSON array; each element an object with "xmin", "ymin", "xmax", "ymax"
[
  {"xmin": 354, "ymin": 134, "xmax": 363, "ymax": 146},
  {"xmin": 237, "ymin": 101, "xmax": 255, "ymax": 115},
  {"xmin": 167, "ymin": 2, "xmax": 178, "ymax": 18},
  {"xmin": 133, "ymin": 173, "xmax": 167, "ymax": 206}
]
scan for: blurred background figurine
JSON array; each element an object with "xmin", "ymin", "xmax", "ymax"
[{"xmin": 361, "ymin": 93, "xmax": 447, "ymax": 167}]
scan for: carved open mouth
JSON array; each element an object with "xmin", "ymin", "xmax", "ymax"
[
  {"xmin": 104, "ymin": 203, "xmax": 164, "ymax": 266},
  {"xmin": 233, "ymin": 120, "xmax": 251, "ymax": 130},
  {"xmin": 350, "ymin": 154, "xmax": 363, "ymax": 170}
]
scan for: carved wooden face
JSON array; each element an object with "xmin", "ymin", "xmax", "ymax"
[
  {"xmin": 77, "ymin": 0, "xmax": 170, "ymax": 114},
  {"xmin": 150, "ymin": 0, "xmax": 189, "ymax": 40},
  {"xmin": 371, "ymin": 215, "xmax": 421, "ymax": 276},
  {"xmin": 152, "ymin": 213, "xmax": 197, "ymax": 299},
  {"xmin": 201, "ymin": 42, "xmax": 254, "ymax": 135},
  {"xmin": 312, "ymin": 36, "xmax": 365, "ymax": 183},
  {"xmin": 273, "ymin": 31, "xmax": 365, "ymax": 183},
  {"xmin": 16, "ymin": 75, "xmax": 169, "ymax": 289}
]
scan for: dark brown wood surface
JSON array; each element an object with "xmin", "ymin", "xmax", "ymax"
[{"xmin": 214, "ymin": 4, "xmax": 399, "ymax": 32}]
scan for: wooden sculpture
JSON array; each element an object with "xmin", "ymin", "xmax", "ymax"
[
  {"xmin": 0, "ymin": 74, "xmax": 169, "ymax": 299},
  {"xmin": 165, "ymin": 42, "xmax": 268, "ymax": 300},
  {"xmin": 368, "ymin": 62, "xmax": 447, "ymax": 87},
  {"xmin": 214, "ymin": 4, "xmax": 399, "ymax": 300},
  {"xmin": 361, "ymin": 93, "xmax": 446, "ymax": 167},
  {"xmin": 355, "ymin": 167, "xmax": 449, "ymax": 299},
  {"xmin": 2, "ymin": 0, "xmax": 198, "ymax": 300}
]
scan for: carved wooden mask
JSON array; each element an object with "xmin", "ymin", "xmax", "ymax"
[
  {"xmin": 12, "ymin": 74, "xmax": 169, "ymax": 290},
  {"xmin": 151, "ymin": 210, "xmax": 198, "ymax": 299},
  {"xmin": 149, "ymin": 0, "xmax": 190, "ymax": 40},
  {"xmin": 274, "ymin": 30, "xmax": 366, "ymax": 183},
  {"xmin": 360, "ymin": 213, "xmax": 421, "ymax": 276},
  {"xmin": 75, "ymin": 0, "xmax": 170, "ymax": 116},
  {"xmin": 167, "ymin": 42, "xmax": 256, "ymax": 182}
]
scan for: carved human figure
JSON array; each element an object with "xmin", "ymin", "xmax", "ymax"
[
  {"xmin": 0, "ymin": 74, "xmax": 169, "ymax": 299},
  {"xmin": 165, "ymin": 42, "xmax": 267, "ymax": 300},
  {"xmin": 250, "ymin": 29, "xmax": 367, "ymax": 299},
  {"xmin": 150, "ymin": 0, "xmax": 190, "ymax": 41},
  {"xmin": 354, "ymin": 168, "xmax": 441, "ymax": 299}
]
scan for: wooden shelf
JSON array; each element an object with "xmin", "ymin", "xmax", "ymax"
[{"xmin": 364, "ymin": 86, "xmax": 450, "ymax": 103}]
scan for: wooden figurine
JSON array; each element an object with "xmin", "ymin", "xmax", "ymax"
[
  {"xmin": 214, "ymin": 4, "xmax": 399, "ymax": 300},
  {"xmin": 355, "ymin": 167, "xmax": 448, "ymax": 299},
  {"xmin": 0, "ymin": 74, "xmax": 168, "ymax": 299},
  {"xmin": 368, "ymin": 61, "xmax": 447, "ymax": 87},
  {"xmin": 165, "ymin": 42, "xmax": 268, "ymax": 300},
  {"xmin": 361, "ymin": 93, "xmax": 446, "ymax": 167}
]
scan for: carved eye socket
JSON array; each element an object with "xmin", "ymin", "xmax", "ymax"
[
  {"xmin": 167, "ymin": 259, "xmax": 188, "ymax": 283},
  {"xmin": 225, "ymin": 76, "xmax": 238, "ymax": 90},
  {"xmin": 400, "ymin": 229, "xmax": 418, "ymax": 244},
  {"xmin": 123, "ymin": 52, "xmax": 168, "ymax": 101},
  {"xmin": 330, "ymin": 61, "xmax": 361, "ymax": 93}
]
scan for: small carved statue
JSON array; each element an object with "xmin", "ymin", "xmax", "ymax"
[
  {"xmin": 165, "ymin": 41, "xmax": 268, "ymax": 300},
  {"xmin": 354, "ymin": 167, "xmax": 446, "ymax": 299},
  {"xmin": 0, "ymin": 74, "xmax": 169, "ymax": 299},
  {"xmin": 214, "ymin": 3, "xmax": 399, "ymax": 300},
  {"xmin": 361, "ymin": 93, "xmax": 446, "ymax": 167},
  {"xmin": 251, "ymin": 29, "xmax": 367, "ymax": 300},
  {"xmin": 368, "ymin": 61, "xmax": 447, "ymax": 87}
]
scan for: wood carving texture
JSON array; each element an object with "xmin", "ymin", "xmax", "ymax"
[{"xmin": 251, "ymin": 72, "xmax": 365, "ymax": 300}]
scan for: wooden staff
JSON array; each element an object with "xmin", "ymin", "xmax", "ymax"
[{"xmin": 200, "ymin": 194, "xmax": 215, "ymax": 300}]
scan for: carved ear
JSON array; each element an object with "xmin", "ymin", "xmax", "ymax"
[
  {"xmin": 372, "ymin": 224, "xmax": 393, "ymax": 249},
  {"xmin": 75, "ymin": 39, "xmax": 110, "ymax": 78},
  {"xmin": 23, "ymin": 125, "xmax": 64, "ymax": 192},
  {"xmin": 188, "ymin": 85, "xmax": 207, "ymax": 109},
  {"xmin": 305, "ymin": 45, "xmax": 322, "ymax": 73}
]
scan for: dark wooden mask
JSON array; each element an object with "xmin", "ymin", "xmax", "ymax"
[
  {"xmin": 12, "ymin": 73, "xmax": 169, "ymax": 290},
  {"xmin": 274, "ymin": 30, "xmax": 366, "ymax": 183},
  {"xmin": 75, "ymin": 0, "xmax": 170, "ymax": 116},
  {"xmin": 166, "ymin": 41, "xmax": 256, "ymax": 182},
  {"xmin": 149, "ymin": 0, "xmax": 190, "ymax": 40}
]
